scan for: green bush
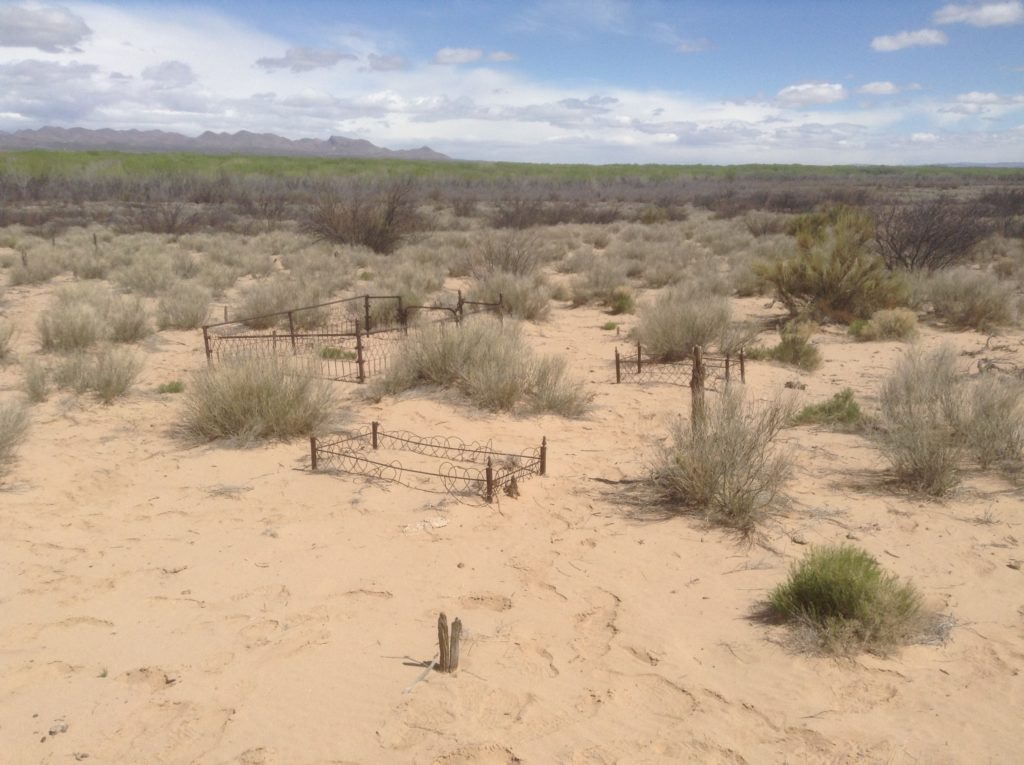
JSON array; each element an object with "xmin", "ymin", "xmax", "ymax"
[
  {"xmin": 570, "ymin": 259, "xmax": 629, "ymax": 309},
  {"xmin": 608, "ymin": 286, "xmax": 635, "ymax": 315},
  {"xmin": 769, "ymin": 545, "xmax": 926, "ymax": 655},
  {"xmin": 184, "ymin": 357, "xmax": 336, "ymax": 442},
  {"xmin": 793, "ymin": 388, "xmax": 862, "ymax": 427},
  {"xmin": 636, "ymin": 287, "xmax": 731, "ymax": 362},
  {"xmin": 157, "ymin": 380, "xmax": 185, "ymax": 394},
  {"xmin": 849, "ymin": 308, "xmax": 918, "ymax": 341},
  {"xmin": 747, "ymin": 321, "xmax": 821, "ymax": 371},
  {"xmin": 760, "ymin": 206, "xmax": 908, "ymax": 322},
  {"xmin": 0, "ymin": 399, "xmax": 30, "ymax": 476},
  {"xmin": 652, "ymin": 386, "xmax": 794, "ymax": 537}
]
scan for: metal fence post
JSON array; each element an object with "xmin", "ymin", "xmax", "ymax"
[
  {"xmin": 691, "ymin": 345, "xmax": 706, "ymax": 430},
  {"xmin": 364, "ymin": 295, "xmax": 372, "ymax": 333},
  {"xmin": 539, "ymin": 437, "xmax": 547, "ymax": 476},
  {"xmin": 355, "ymin": 320, "xmax": 366, "ymax": 383}
]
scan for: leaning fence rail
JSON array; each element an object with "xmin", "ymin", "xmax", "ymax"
[
  {"xmin": 613, "ymin": 342, "xmax": 745, "ymax": 386},
  {"xmin": 310, "ymin": 421, "xmax": 546, "ymax": 502},
  {"xmin": 202, "ymin": 292, "xmax": 502, "ymax": 383}
]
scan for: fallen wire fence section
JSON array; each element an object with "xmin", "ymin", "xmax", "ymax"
[
  {"xmin": 201, "ymin": 292, "xmax": 502, "ymax": 384},
  {"xmin": 310, "ymin": 421, "xmax": 546, "ymax": 503},
  {"xmin": 614, "ymin": 342, "xmax": 745, "ymax": 386}
]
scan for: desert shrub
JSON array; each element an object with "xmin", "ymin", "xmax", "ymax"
[
  {"xmin": 652, "ymin": 386, "xmax": 794, "ymax": 537},
  {"xmin": 157, "ymin": 380, "xmax": 185, "ymax": 394},
  {"xmin": 303, "ymin": 178, "xmax": 422, "ymax": 254},
  {"xmin": 54, "ymin": 347, "xmax": 143, "ymax": 403},
  {"xmin": 7, "ymin": 248, "xmax": 63, "ymax": 285},
  {"xmin": 570, "ymin": 259, "xmax": 629, "ymax": 309},
  {"xmin": 114, "ymin": 257, "xmax": 176, "ymax": 296},
  {"xmin": 793, "ymin": 388, "xmax": 862, "ymax": 428},
  {"xmin": 157, "ymin": 283, "xmax": 212, "ymax": 330},
  {"xmin": 37, "ymin": 295, "xmax": 104, "ymax": 352},
  {"xmin": 961, "ymin": 375, "xmax": 1024, "ymax": 470},
  {"xmin": 924, "ymin": 267, "xmax": 1017, "ymax": 331},
  {"xmin": 876, "ymin": 197, "xmax": 988, "ymax": 271},
  {"xmin": 849, "ymin": 308, "xmax": 918, "ymax": 342},
  {"xmin": 760, "ymin": 206, "xmax": 908, "ymax": 321},
  {"xmin": 374, "ymin": 318, "xmax": 592, "ymax": 416},
  {"xmin": 0, "ymin": 321, "xmax": 14, "ymax": 363},
  {"xmin": 744, "ymin": 211, "xmax": 789, "ymax": 237},
  {"xmin": 238, "ymin": 278, "xmax": 325, "ymax": 329},
  {"xmin": 471, "ymin": 229, "xmax": 542, "ymax": 276},
  {"xmin": 768, "ymin": 545, "xmax": 926, "ymax": 655},
  {"xmin": 608, "ymin": 286, "xmax": 635, "ymax": 315},
  {"xmin": 878, "ymin": 346, "xmax": 963, "ymax": 495},
  {"xmin": 469, "ymin": 271, "xmax": 551, "ymax": 321},
  {"xmin": 747, "ymin": 320, "xmax": 822, "ymax": 371},
  {"xmin": 184, "ymin": 357, "xmax": 336, "ymax": 442},
  {"xmin": 636, "ymin": 288, "xmax": 731, "ymax": 362},
  {"xmin": 0, "ymin": 399, "xmax": 30, "ymax": 475},
  {"xmin": 106, "ymin": 296, "xmax": 152, "ymax": 343},
  {"xmin": 22, "ymin": 359, "xmax": 48, "ymax": 402}
]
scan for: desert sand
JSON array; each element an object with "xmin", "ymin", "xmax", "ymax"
[{"xmin": 2, "ymin": 272, "xmax": 1023, "ymax": 765}]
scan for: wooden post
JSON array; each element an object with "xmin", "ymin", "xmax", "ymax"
[
  {"xmin": 310, "ymin": 436, "xmax": 318, "ymax": 470},
  {"xmin": 615, "ymin": 347, "xmax": 621, "ymax": 383},
  {"xmin": 287, "ymin": 311, "xmax": 297, "ymax": 352},
  {"xmin": 636, "ymin": 339, "xmax": 642, "ymax": 374},
  {"xmin": 437, "ymin": 613, "xmax": 450, "ymax": 673},
  {"xmin": 355, "ymin": 320, "xmax": 366, "ymax": 383},
  {"xmin": 364, "ymin": 295, "xmax": 372, "ymax": 333},
  {"xmin": 457, "ymin": 289, "xmax": 464, "ymax": 322},
  {"xmin": 397, "ymin": 296, "xmax": 406, "ymax": 333},
  {"xmin": 539, "ymin": 437, "xmax": 547, "ymax": 476},
  {"xmin": 740, "ymin": 348, "xmax": 746, "ymax": 383},
  {"xmin": 485, "ymin": 458, "xmax": 494, "ymax": 503},
  {"xmin": 690, "ymin": 345, "xmax": 706, "ymax": 431},
  {"xmin": 371, "ymin": 421, "xmax": 379, "ymax": 450},
  {"xmin": 725, "ymin": 353, "xmax": 731, "ymax": 384},
  {"xmin": 202, "ymin": 326, "xmax": 213, "ymax": 366},
  {"xmin": 449, "ymin": 618, "xmax": 462, "ymax": 672}
]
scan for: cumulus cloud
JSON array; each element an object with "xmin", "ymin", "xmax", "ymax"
[
  {"xmin": 488, "ymin": 51, "xmax": 516, "ymax": 62},
  {"xmin": 364, "ymin": 53, "xmax": 408, "ymax": 72},
  {"xmin": 433, "ymin": 47, "xmax": 483, "ymax": 65},
  {"xmin": 0, "ymin": 59, "xmax": 102, "ymax": 120},
  {"xmin": 857, "ymin": 81, "xmax": 900, "ymax": 95},
  {"xmin": 256, "ymin": 47, "xmax": 356, "ymax": 73},
  {"xmin": 871, "ymin": 28, "xmax": 949, "ymax": 51},
  {"xmin": 141, "ymin": 60, "xmax": 196, "ymax": 88},
  {"xmin": 0, "ymin": 1, "xmax": 92, "ymax": 52},
  {"xmin": 934, "ymin": 1, "xmax": 1024, "ymax": 26},
  {"xmin": 777, "ymin": 82, "xmax": 848, "ymax": 106}
]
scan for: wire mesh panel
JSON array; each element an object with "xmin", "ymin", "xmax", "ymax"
[{"xmin": 614, "ymin": 345, "xmax": 745, "ymax": 386}]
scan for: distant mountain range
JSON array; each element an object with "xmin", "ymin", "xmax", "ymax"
[{"xmin": 0, "ymin": 127, "xmax": 451, "ymax": 161}]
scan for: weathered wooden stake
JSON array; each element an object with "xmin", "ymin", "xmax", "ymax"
[
  {"xmin": 485, "ymin": 458, "xmax": 494, "ymax": 503},
  {"xmin": 690, "ymin": 345, "xmax": 706, "ymax": 430},
  {"xmin": 355, "ymin": 320, "xmax": 366, "ymax": 383},
  {"xmin": 364, "ymin": 295, "xmax": 372, "ymax": 332},
  {"xmin": 739, "ymin": 348, "xmax": 746, "ymax": 383},
  {"xmin": 539, "ymin": 437, "xmax": 547, "ymax": 476},
  {"xmin": 371, "ymin": 421, "xmax": 379, "ymax": 450},
  {"xmin": 287, "ymin": 311, "xmax": 297, "ymax": 352},
  {"xmin": 310, "ymin": 436, "xmax": 318, "ymax": 470},
  {"xmin": 614, "ymin": 347, "xmax": 621, "ymax": 383},
  {"xmin": 202, "ymin": 326, "xmax": 213, "ymax": 366},
  {"xmin": 437, "ymin": 613, "xmax": 450, "ymax": 672},
  {"xmin": 725, "ymin": 353, "xmax": 731, "ymax": 384},
  {"xmin": 449, "ymin": 618, "xmax": 462, "ymax": 672},
  {"xmin": 636, "ymin": 339, "xmax": 642, "ymax": 374},
  {"xmin": 223, "ymin": 305, "xmax": 228, "ymax": 322}
]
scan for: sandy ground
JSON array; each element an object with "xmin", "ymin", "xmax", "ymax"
[{"xmin": 1, "ymin": 278, "xmax": 1023, "ymax": 764}]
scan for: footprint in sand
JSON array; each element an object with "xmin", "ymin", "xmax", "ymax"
[{"xmin": 458, "ymin": 593, "xmax": 513, "ymax": 611}]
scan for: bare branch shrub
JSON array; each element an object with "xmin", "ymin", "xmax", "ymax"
[
  {"xmin": 875, "ymin": 197, "xmax": 989, "ymax": 271},
  {"xmin": 303, "ymin": 178, "xmax": 422, "ymax": 254}
]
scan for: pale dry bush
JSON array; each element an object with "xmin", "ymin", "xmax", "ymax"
[
  {"xmin": 570, "ymin": 258, "xmax": 629, "ymax": 308},
  {"xmin": 157, "ymin": 283, "xmax": 212, "ymax": 330},
  {"xmin": 7, "ymin": 244, "xmax": 65, "ymax": 285},
  {"xmin": 184, "ymin": 357, "xmax": 336, "ymax": 443},
  {"xmin": 690, "ymin": 212, "xmax": 754, "ymax": 256},
  {"xmin": 37, "ymin": 286, "xmax": 106, "ymax": 351},
  {"xmin": 652, "ymin": 386, "xmax": 794, "ymax": 538},
  {"xmin": 961, "ymin": 375, "xmax": 1024, "ymax": 470},
  {"xmin": 469, "ymin": 229, "xmax": 543, "ymax": 276},
  {"xmin": 924, "ymin": 267, "xmax": 1017, "ymax": 331},
  {"xmin": 106, "ymin": 295, "xmax": 152, "ymax": 343},
  {"xmin": 0, "ymin": 398, "xmax": 30, "ymax": 476},
  {"xmin": 239, "ymin": 278, "xmax": 326, "ymax": 329},
  {"xmin": 636, "ymin": 287, "xmax": 732, "ymax": 361},
  {"xmin": 850, "ymin": 308, "xmax": 918, "ymax": 342},
  {"xmin": 21, "ymin": 359, "xmax": 49, "ymax": 403},
  {"xmin": 53, "ymin": 346, "xmax": 143, "ymax": 403},
  {"xmin": 0, "ymin": 320, "xmax": 14, "ymax": 363},
  {"xmin": 469, "ymin": 271, "xmax": 552, "ymax": 321},
  {"xmin": 113, "ymin": 255, "xmax": 176, "ymax": 296}
]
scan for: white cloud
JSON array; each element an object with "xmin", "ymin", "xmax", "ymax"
[
  {"xmin": 857, "ymin": 81, "xmax": 900, "ymax": 95},
  {"xmin": 488, "ymin": 51, "xmax": 516, "ymax": 62},
  {"xmin": 433, "ymin": 47, "xmax": 483, "ymax": 65},
  {"xmin": 257, "ymin": 47, "xmax": 356, "ymax": 73},
  {"xmin": 871, "ymin": 28, "xmax": 949, "ymax": 51},
  {"xmin": 0, "ymin": 1, "xmax": 91, "ymax": 52},
  {"xmin": 934, "ymin": 1, "xmax": 1024, "ymax": 26},
  {"xmin": 365, "ymin": 53, "xmax": 408, "ymax": 71},
  {"xmin": 676, "ymin": 38, "xmax": 712, "ymax": 54},
  {"xmin": 141, "ymin": 60, "xmax": 196, "ymax": 89},
  {"xmin": 777, "ymin": 82, "xmax": 848, "ymax": 106},
  {"xmin": 911, "ymin": 132, "xmax": 939, "ymax": 142}
]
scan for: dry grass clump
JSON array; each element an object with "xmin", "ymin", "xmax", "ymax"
[
  {"xmin": 0, "ymin": 320, "xmax": 15, "ymax": 363},
  {"xmin": 106, "ymin": 296, "xmax": 152, "ymax": 343},
  {"xmin": 877, "ymin": 346, "xmax": 963, "ymax": 496},
  {"xmin": 923, "ymin": 267, "xmax": 1017, "ymax": 331},
  {"xmin": 470, "ymin": 229, "xmax": 543, "ymax": 276},
  {"xmin": 768, "ymin": 545, "xmax": 930, "ymax": 655},
  {"xmin": 848, "ymin": 308, "xmax": 918, "ymax": 342},
  {"xmin": 238, "ymin": 278, "xmax": 326, "ymax": 329},
  {"xmin": 157, "ymin": 283, "xmax": 212, "ymax": 330},
  {"xmin": 7, "ymin": 246, "xmax": 64, "ymax": 285},
  {"xmin": 469, "ymin": 271, "xmax": 551, "ymax": 321},
  {"xmin": 652, "ymin": 386, "xmax": 794, "ymax": 537},
  {"xmin": 793, "ymin": 388, "xmax": 862, "ymax": 428},
  {"xmin": 21, "ymin": 359, "xmax": 49, "ymax": 403},
  {"xmin": 636, "ymin": 287, "xmax": 731, "ymax": 362},
  {"xmin": 570, "ymin": 258, "xmax": 631, "ymax": 310},
  {"xmin": 0, "ymin": 398, "xmax": 30, "ymax": 476},
  {"xmin": 113, "ymin": 256, "xmax": 176, "ymax": 296},
  {"xmin": 374, "ymin": 318, "xmax": 592, "ymax": 416},
  {"xmin": 37, "ymin": 286, "xmax": 151, "ymax": 350},
  {"xmin": 184, "ymin": 357, "xmax": 336, "ymax": 442},
  {"xmin": 961, "ymin": 375, "xmax": 1024, "ymax": 470},
  {"xmin": 53, "ymin": 346, "xmax": 143, "ymax": 403}
]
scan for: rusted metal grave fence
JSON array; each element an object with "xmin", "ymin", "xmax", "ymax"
[
  {"xmin": 310, "ymin": 421, "xmax": 546, "ymax": 503},
  {"xmin": 201, "ymin": 292, "xmax": 502, "ymax": 383},
  {"xmin": 614, "ymin": 341, "xmax": 745, "ymax": 386}
]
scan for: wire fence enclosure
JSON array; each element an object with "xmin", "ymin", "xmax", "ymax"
[
  {"xmin": 614, "ymin": 342, "xmax": 746, "ymax": 387},
  {"xmin": 310, "ymin": 422, "xmax": 547, "ymax": 503},
  {"xmin": 201, "ymin": 292, "xmax": 502, "ymax": 383}
]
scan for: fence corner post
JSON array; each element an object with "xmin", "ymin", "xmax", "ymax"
[
  {"xmin": 202, "ymin": 325, "xmax": 213, "ymax": 367},
  {"xmin": 540, "ymin": 437, "xmax": 547, "ymax": 476},
  {"xmin": 725, "ymin": 353, "xmax": 731, "ymax": 384},
  {"xmin": 364, "ymin": 294, "xmax": 372, "ymax": 333},
  {"xmin": 310, "ymin": 435, "xmax": 318, "ymax": 471}
]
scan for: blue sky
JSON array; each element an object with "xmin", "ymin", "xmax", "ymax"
[{"xmin": 0, "ymin": 0, "xmax": 1022, "ymax": 163}]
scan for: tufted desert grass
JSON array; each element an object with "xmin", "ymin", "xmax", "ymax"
[
  {"xmin": 0, "ymin": 398, "xmax": 30, "ymax": 476},
  {"xmin": 636, "ymin": 287, "xmax": 731, "ymax": 362},
  {"xmin": 0, "ymin": 320, "xmax": 14, "ymax": 363},
  {"xmin": 157, "ymin": 283, "xmax": 212, "ymax": 330},
  {"xmin": 924, "ymin": 267, "xmax": 1017, "ymax": 331},
  {"xmin": 53, "ymin": 346, "xmax": 143, "ymax": 404}
]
